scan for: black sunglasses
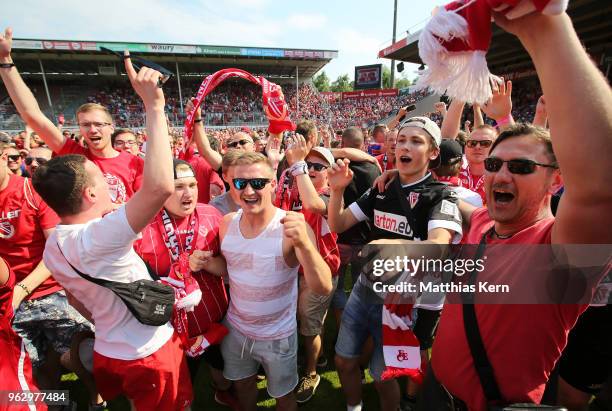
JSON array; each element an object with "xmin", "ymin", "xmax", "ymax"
[
  {"xmin": 7, "ymin": 155, "xmax": 21, "ymax": 161},
  {"xmin": 466, "ymin": 139, "xmax": 493, "ymax": 148},
  {"xmin": 484, "ymin": 157, "xmax": 558, "ymax": 175},
  {"xmin": 306, "ymin": 161, "xmax": 328, "ymax": 172},
  {"xmin": 100, "ymin": 47, "xmax": 173, "ymax": 87},
  {"xmin": 227, "ymin": 139, "xmax": 251, "ymax": 148},
  {"xmin": 232, "ymin": 178, "xmax": 271, "ymax": 191},
  {"xmin": 25, "ymin": 157, "xmax": 49, "ymax": 166}
]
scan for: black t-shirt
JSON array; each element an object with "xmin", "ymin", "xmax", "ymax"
[
  {"xmin": 338, "ymin": 161, "xmax": 381, "ymax": 245},
  {"xmin": 350, "ymin": 173, "xmax": 462, "ymax": 242}
]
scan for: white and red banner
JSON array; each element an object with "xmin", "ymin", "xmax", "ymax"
[
  {"xmin": 184, "ymin": 68, "xmax": 296, "ymax": 139},
  {"xmin": 342, "ymin": 89, "xmax": 398, "ymax": 99}
]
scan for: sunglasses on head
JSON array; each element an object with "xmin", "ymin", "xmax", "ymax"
[
  {"xmin": 466, "ymin": 140, "xmax": 493, "ymax": 148},
  {"xmin": 484, "ymin": 157, "xmax": 558, "ymax": 175},
  {"xmin": 232, "ymin": 178, "xmax": 271, "ymax": 191},
  {"xmin": 306, "ymin": 161, "xmax": 328, "ymax": 172},
  {"xmin": 25, "ymin": 157, "xmax": 49, "ymax": 166},
  {"xmin": 100, "ymin": 47, "xmax": 173, "ymax": 87},
  {"xmin": 227, "ymin": 139, "xmax": 251, "ymax": 148},
  {"xmin": 7, "ymin": 155, "xmax": 21, "ymax": 161}
]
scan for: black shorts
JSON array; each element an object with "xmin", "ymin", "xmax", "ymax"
[
  {"xmin": 186, "ymin": 343, "xmax": 225, "ymax": 379},
  {"xmin": 558, "ymin": 305, "xmax": 612, "ymax": 395},
  {"xmin": 413, "ymin": 308, "xmax": 442, "ymax": 350}
]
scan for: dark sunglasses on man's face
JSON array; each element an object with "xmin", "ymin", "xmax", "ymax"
[
  {"xmin": 306, "ymin": 161, "xmax": 328, "ymax": 172},
  {"xmin": 25, "ymin": 157, "xmax": 49, "ymax": 166},
  {"xmin": 7, "ymin": 155, "xmax": 21, "ymax": 162},
  {"xmin": 484, "ymin": 157, "xmax": 558, "ymax": 175},
  {"xmin": 466, "ymin": 139, "xmax": 493, "ymax": 149},
  {"xmin": 232, "ymin": 178, "xmax": 271, "ymax": 191},
  {"xmin": 227, "ymin": 139, "xmax": 251, "ymax": 148}
]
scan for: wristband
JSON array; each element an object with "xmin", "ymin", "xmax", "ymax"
[
  {"xmin": 290, "ymin": 160, "xmax": 308, "ymax": 177},
  {"xmin": 495, "ymin": 114, "xmax": 513, "ymax": 128},
  {"xmin": 0, "ymin": 62, "xmax": 15, "ymax": 69},
  {"xmin": 194, "ymin": 118, "xmax": 202, "ymax": 123},
  {"xmin": 16, "ymin": 282, "xmax": 31, "ymax": 296}
]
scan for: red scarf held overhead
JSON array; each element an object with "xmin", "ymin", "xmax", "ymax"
[{"xmin": 184, "ymin": 68, "xmax": 296, "ymax": 140}]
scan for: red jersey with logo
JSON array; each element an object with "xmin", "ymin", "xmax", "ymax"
[
  {"xmin": 375, "ymin": 153, "xmax": 394, "ymax": 173},
  {"xmin": 134, "ymin": 204, "xmax": 228, "ymax": 338},
  {"xmin": 459, "ymin": 164, "xmax": 486, "ymax": 204},
  {"xmin": 188, "ymin": 156, "xmax": 224, "ymax": 204},
  {"xmin": 0, "ymin": 259, "xmax": 46, "ymax": 411},
  {"xmin": 58, "ymin": 138, "xmax": 144, "ymax": 204},
  {"xmin": 0, "ymin": 175, "xmax": 61, "ymax": 300},
  {"xmin": 274, "ymin": 169, "xmax": 341, "ymax": 275},
  {"xmin": 432, "ymin": 209, "xmax": 587, "ymax": 410}
]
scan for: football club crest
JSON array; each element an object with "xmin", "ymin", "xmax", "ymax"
[
  {"xmin": 409, "ymin": 192, "xmax": 420, "ymax": 209},
  {"xmin": 0, "ymin": 221, "xmax": 15, "ymax": 239}
]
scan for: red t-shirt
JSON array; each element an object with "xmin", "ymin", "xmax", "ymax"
[
  {"xmin": 459, "ymin": 164, "xmax": 486, "ymax": 204},
  {"xmin": 375, "ymin": 153, "xmax": 394, "ymax": 173},
  {"xmin": 188, "ymin": 156, "xmax": 224, "ymax": 204},
  {"xmin": 134, "ymin": 204, "xmax": 228, "ymax": 338},
  {"xmin": 0, "ymin": 175, "xmax": 61, "ymax": 300},
  {"xmin": 0, "ymin": 260, "xmax": 45, "ymax": 410},
  {"xmin": 58, "ymin": 138, "xmax": 144, "ymax": 204},
  {"xmin": 274, "ymin": 169, "xmax": 341, "ymax": 275},
  {"xmin": 432, "ymin": 209, "xmax": 587, "ymax": 410}
]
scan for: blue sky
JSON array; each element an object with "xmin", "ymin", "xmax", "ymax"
[{"xmin": 1, "ymin": 0, "xmax": 439, "ymax": 82}]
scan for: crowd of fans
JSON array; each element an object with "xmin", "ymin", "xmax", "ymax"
[{"xmin": 0, "ymin": 9, "xmax": 611, "ymax": 411}]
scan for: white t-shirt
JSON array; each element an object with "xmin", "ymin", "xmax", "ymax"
[
  {"xmin": 43, "ymin": 206, "xmax": 173, "ymax": 360},
  {"xmin": 447, "ymin": 185, "xmax": 483, "ymax": 208}
]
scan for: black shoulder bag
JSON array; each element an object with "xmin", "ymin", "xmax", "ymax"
[
  {"xmin": 57, "ymin": 243, "xmax": 174, "ymax": 326},
  {"xmin": 463, "ymin": 230, "xmax": 567, "ymax": 411}
]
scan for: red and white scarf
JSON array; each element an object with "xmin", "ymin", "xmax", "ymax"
[
  {"xmin": 184, "ymin": 68, "xmax": 296, "ymax": 140},
  {"xmin": 155, "ymin": 209, "xmax": 228, "ymax": 357},
  {"xmin": 381, "ymin": 301, "xmax": 424, "ymax": 384},
  {"xmin": 417, "ymin": 0, "xmax": 568, "ymax": 105}
]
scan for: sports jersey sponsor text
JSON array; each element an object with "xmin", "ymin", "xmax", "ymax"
[{"xmin": 373, "ymin": 210, "xmax": 414, "ymax": 237}]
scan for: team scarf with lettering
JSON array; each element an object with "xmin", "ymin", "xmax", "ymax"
[
  {"xmin": 154, "ymin": 209, "xmax": 228, "ymax": 356},
  {"xmin": 416, "ymin": 0, "xmax": 568, "ymax": 105},
  {"xmin": 381, "ymin": 301, "xmax": 424, "ymax": 383},
  {"xmin": 184, "ymin": 68, "xmax": 296, "ymax": 141}
]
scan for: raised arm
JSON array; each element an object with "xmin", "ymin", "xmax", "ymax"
[
  {"xmin": 285, "ymin": 134, "xmax": 326, "ymax": 215},
  {"xmin": 532, "ymin": 95, "xmax": 548, "ymax": 128},
  {"xmin": 186, "ymin": 99, "xmax": 222, "ymax": 170},
  {"xmin": 0, "ymin": 28, "xmax": 66, "ymax": 152},
  {"xmin": 494, "ymin": 13, "xmax": 612, "ymax": 243},
  {"xmin": 440, "ymin": 99, "xmax": 465, "ymax": 139},
  {"xmin": 481, "ymin": 79, "xmax": 515, "ymax": 131},
  {"xmin": 331, "ymin": 147, "xmax": 379, "ymax": 166},
  {"xmin": 327, "ymin": 159, "xmax": 360, "ymax": 233},
  {"xmin": 473, "ymin": 103, "xmax": 484, "ymax": 128},
  {"xmin": 124, "ymin": 53, "xmax": 174, "ymax": 234}
]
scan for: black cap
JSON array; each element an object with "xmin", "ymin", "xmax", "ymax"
[{"xmin": 438, "ymin": 139, "xmax": 463, "ymax": 166}]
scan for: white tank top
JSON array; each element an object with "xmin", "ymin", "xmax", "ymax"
[{"xmin": 221, "ymin": 208, "xmax": 299, "ymax": 340}]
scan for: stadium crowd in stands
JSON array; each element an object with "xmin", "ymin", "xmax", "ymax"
[{"xmin": 0, "ymin": 7, "xmax": 611, "ymax": 411}]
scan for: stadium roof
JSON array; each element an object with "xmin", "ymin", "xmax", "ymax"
[
  {"xmin": 378, "ymin": 0, "xmax": 612, "ymax": 80},
  {"xmin": 10, "ymin": 39, "xmax": 338, "ymax": 80}
]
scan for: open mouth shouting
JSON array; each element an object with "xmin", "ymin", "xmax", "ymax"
[
  {"xmin": 399, "ymin": 155, "xmax": 412, "ymax": 164},
  {"xmin": 492, "ymin": 189, "xmax": 515, "ymax": 205}
]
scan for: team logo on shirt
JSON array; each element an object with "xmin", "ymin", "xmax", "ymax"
[
  {"xmin": 104, "ymin": 173, "xmax": 127, "ymax": 204},
  {"xmin": 0, "ymin": 220, "xmax": 15, "ymax": 239},
  {"xmin": 409, "ymin": 192, "xmax": 420, "ymax": 209},
  {"xmin": 373, "ymin": 210, "xmax": 415, "ymax": 238}
]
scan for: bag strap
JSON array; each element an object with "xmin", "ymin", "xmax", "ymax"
[
  {"xmin": 462, "ymin": 228, "xmax": 504, "ymax": 404},
  {"xmin": 56, "ymin": 242, "xmax": 117, "ymax": 289}
]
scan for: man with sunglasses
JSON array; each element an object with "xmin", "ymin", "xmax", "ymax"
[
  {"xmin": 0, "ymin": 31, "xmax": 144, "ymax": 206},
  {"xmin": 25, "ymin": 147, "xmax": 52, "ymax": 177},
  {"xmin": 459, "ymin": 125, "xmax": 498, "ymax": 204},
  {"xmin": 424, "ymin": 10, "xmax": 612, "ymax": 410},
  {"xmin": 219, "ymin": 151, "xmax": 332, "ymax": 411},
  {"xmin": 4, "ymin": 146, "xmax": 26, "ymax": 177}
]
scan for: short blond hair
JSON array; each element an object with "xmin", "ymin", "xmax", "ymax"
[
  {"xmin": 233, "ymin": 152, "xmax": 274, "ymax": 175},
  {"xmin": 76, "ymin": 103, "xmax": 112, "ymax": 123},
  {"xmin": 222, "ymin": 150, "xmax": 242, "ymax": 173}
]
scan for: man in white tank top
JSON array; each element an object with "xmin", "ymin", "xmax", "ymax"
[{"xmin": 219, "ymin": 152, "xmax": 332, "ymax": 411}]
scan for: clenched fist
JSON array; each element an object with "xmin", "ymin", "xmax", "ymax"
[{"xmin": 281, "ymin": 211, "xmax": 310, "ymax": 249}]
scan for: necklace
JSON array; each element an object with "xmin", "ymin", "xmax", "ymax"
[{"xmin": 492, "ymin": 228, "xmax": 513, "ymax": 239}]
